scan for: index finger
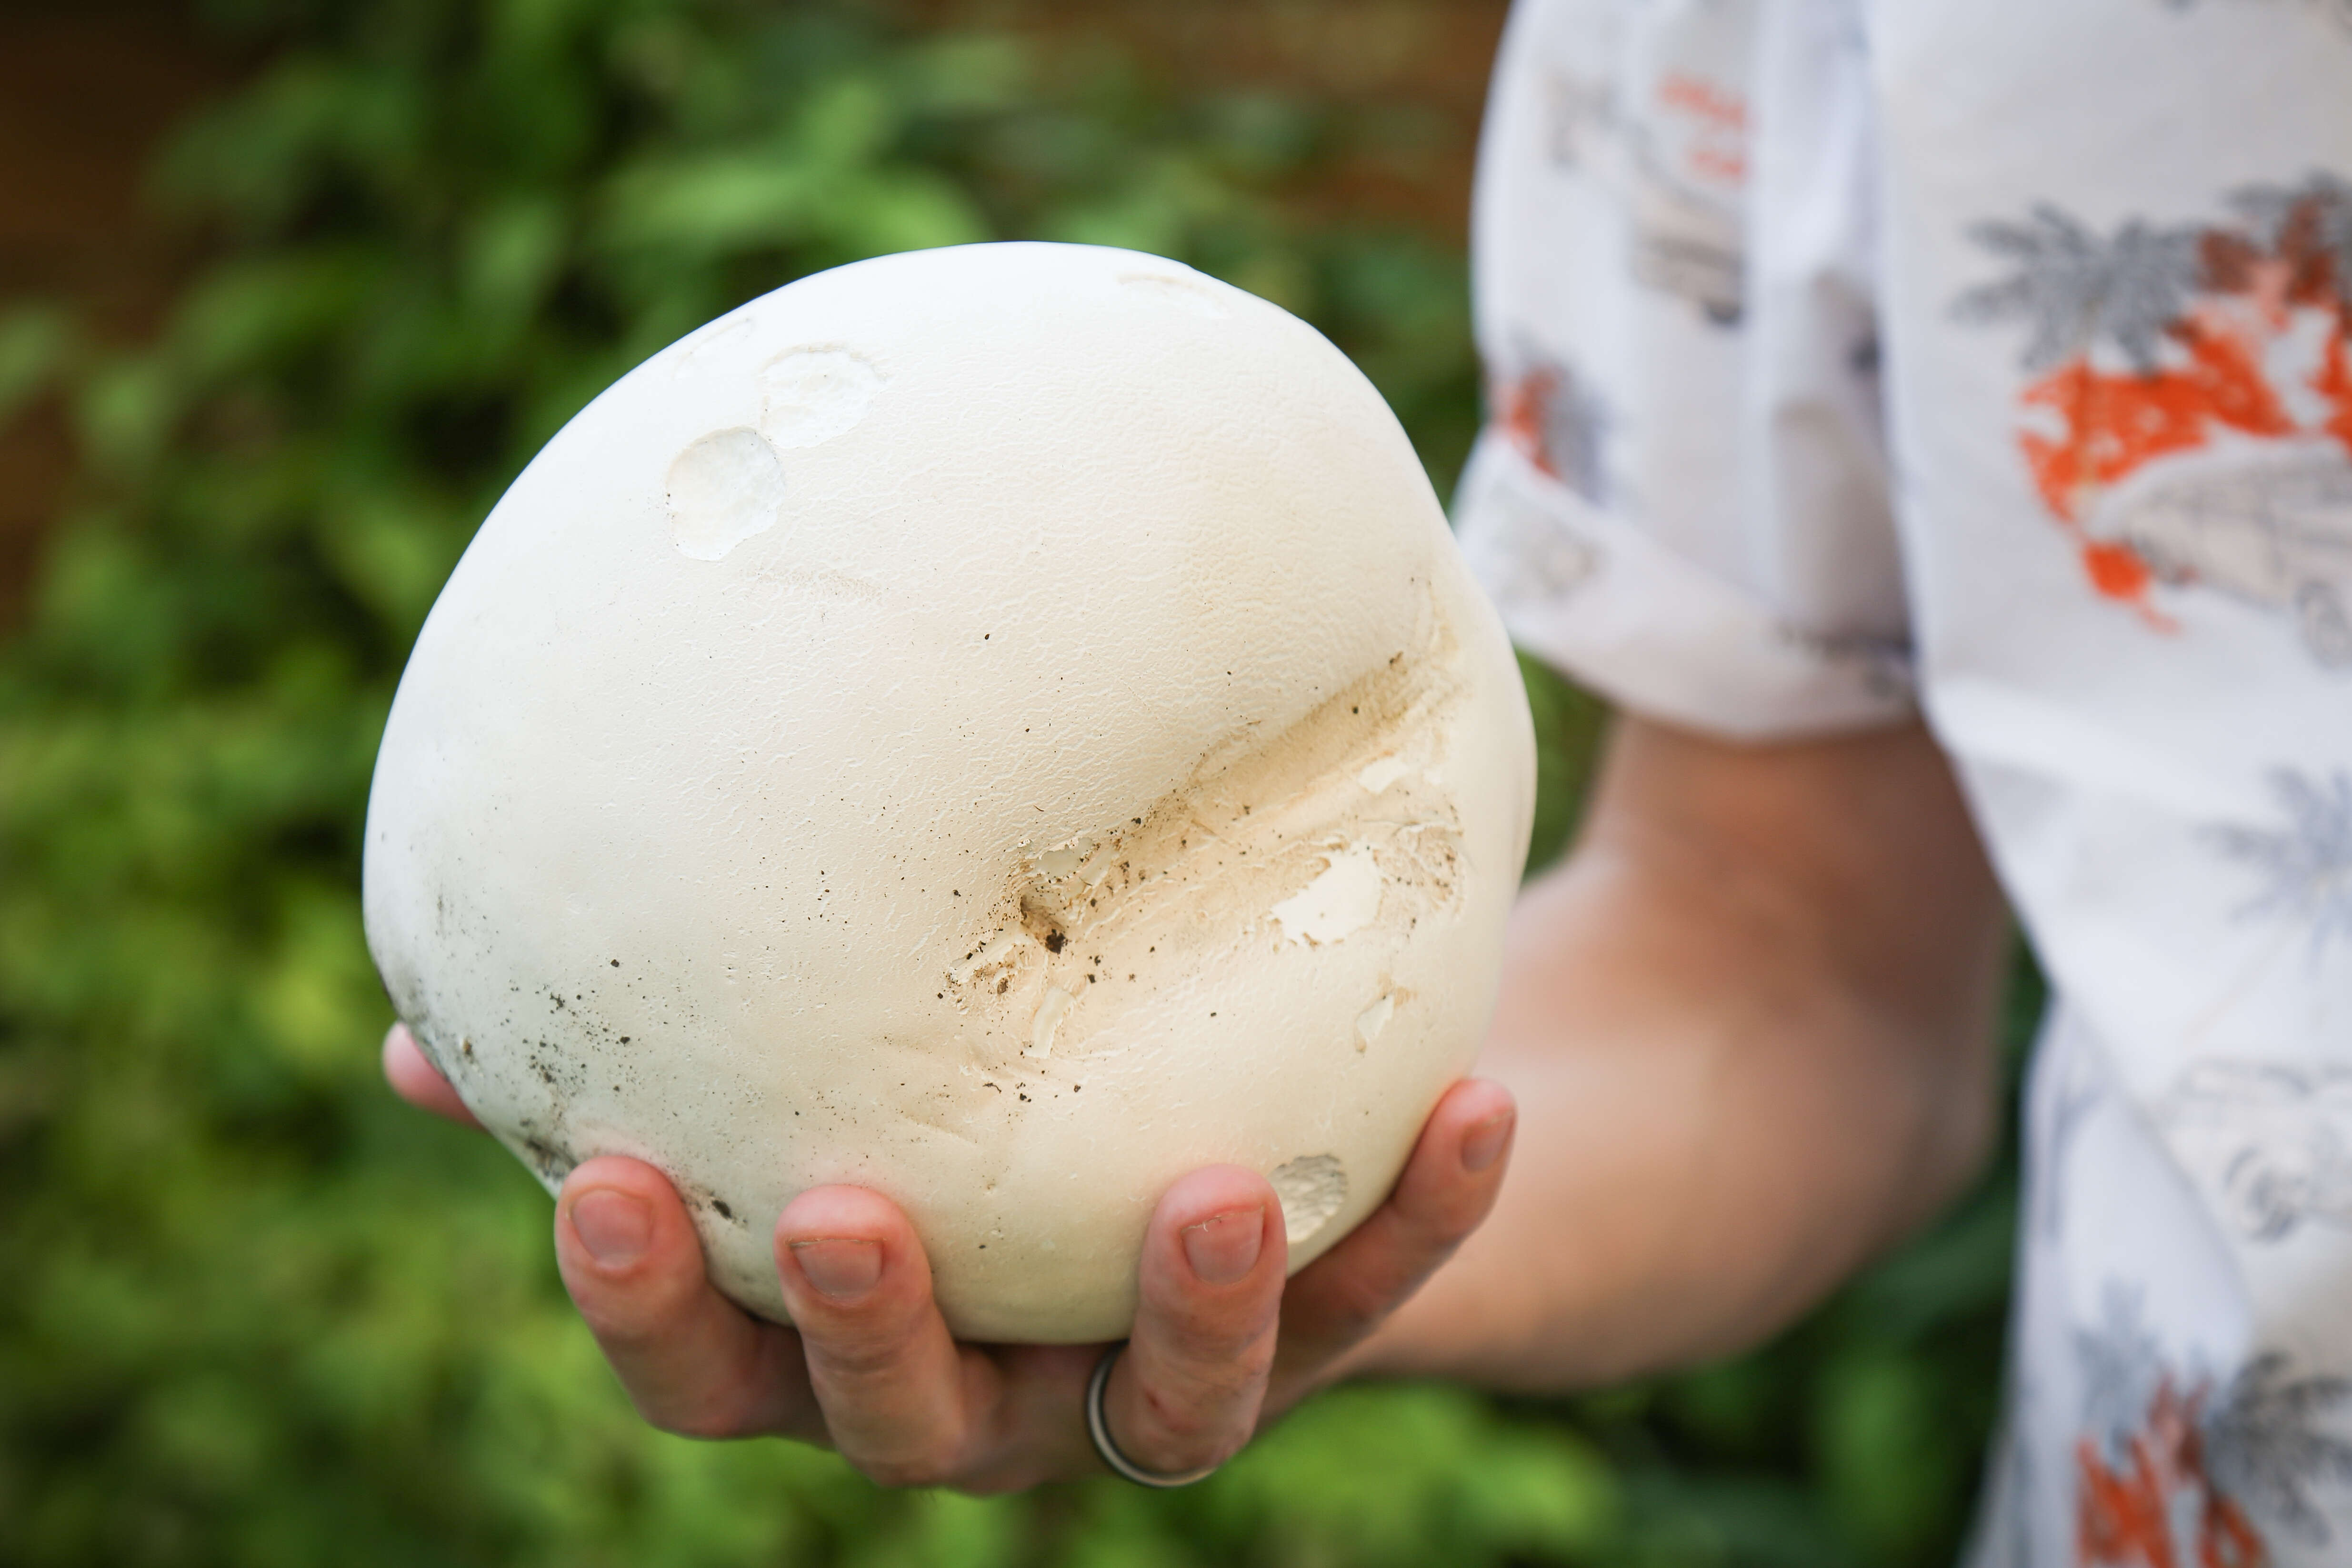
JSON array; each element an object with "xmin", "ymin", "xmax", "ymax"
[
  {"xmin": 382, "ymin": 1023, "xmax": 483, "ymax": 1129},
  {"xmin": 1268, "ymin": 1077, "xmax": 1515, "ymax": 1402}
]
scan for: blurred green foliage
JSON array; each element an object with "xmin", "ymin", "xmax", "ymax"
[{"xmin": 0, "ymin": 0, "xmax": 2023, "ymax": 1562}]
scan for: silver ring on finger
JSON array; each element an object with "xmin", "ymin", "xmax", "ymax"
[{"xmin": 1085, "ymin": 1342, "xmax": 1223, "ymax": 1488}]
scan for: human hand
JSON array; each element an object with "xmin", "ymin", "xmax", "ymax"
[{"xmin": 382, "ymin": 1022, "xmax": 1515, "ymax": 1490}]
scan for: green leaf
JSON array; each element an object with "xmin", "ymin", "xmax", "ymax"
[
  {"xmin": 0, "ymin": 304, "xmax": 74, "ymax": 432},
  {"xmin": 601, "ymin": 151, "xmax": 825, "ymax": 254},
  {"xmin": 168, "ymin": 249, "xmax": 385, "ymax": 381}
]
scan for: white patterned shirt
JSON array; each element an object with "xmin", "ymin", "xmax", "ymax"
[{"xmin": 1456, "ymin": 1, "xmax": 2352, "ymax": 1561}]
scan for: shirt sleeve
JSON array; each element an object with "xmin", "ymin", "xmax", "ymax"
[{"xmin": 1454, "ymin": 0, "xmax": 1916, "ymax": 740}]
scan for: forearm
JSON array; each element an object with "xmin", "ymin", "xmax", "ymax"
[{"xmin": 1347, "ymin": 718, "xmax": 2008, "ymax": 1390}]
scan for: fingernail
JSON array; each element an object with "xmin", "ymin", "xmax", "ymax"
[
  {"xmin": 790, "ymin": 1238, "xmax": 882, "ymax": 1302},
  {"xmin": 1181, "ymin": 1208, "xmax": 1263, "ymax": 1287},
  {"xmin": 572, "ymin": 1188, "xmax": 652, "ymax": 1270},
  {"xmin": 1461, "ymin": 1110, "xmax": 1514, "ymax": 1174}
]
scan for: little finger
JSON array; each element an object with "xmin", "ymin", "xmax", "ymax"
[{"xmin": 1271, "ymin": 1079, "xmax": 1515, "ymax": 1397}]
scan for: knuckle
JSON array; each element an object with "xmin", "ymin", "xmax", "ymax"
[
  {"xmin": 636, "ymin": 1362, "xmax": 806, "ymax": 1443},
  {"xmin": 1404, "ymin": 1155, "xmax": 1486, "ymax": 1210},
  {"xmin": 1135, "ymin": 1396, "xmax": 1221, "ymax": 1452},
  {"xmin": 1141, "ymin": 1360, "xmax": 1257, "ymax": 1423},
  {"xmin": 568, "ymin": 1263, "xmax": 702, "ymax": 1335},
  {"xmin": 1129, "ymin": 1407, "xmax": 1248, "ymax": 1474},
  {"xmin": 1317, "ymin": 1270, "xmax": 1409, "ymax": 1339},
  {"xmin": 575, "ymin": 1296, "xmax": 666, "ymax": 1342},
  {"xmin": 1152, "ymin": 1303, "xmax": 1280, "ymax": 1368},
  {"xmin": 1385, "ymin": 1181, "xmax": 1478, "ymax": 1243},
  {"xmin": 646, "ymin": 1397, "xmax": 760, "ymax": 1442},
  {"xmin": 806, "ymin": 1325, "xmax": 918, "ymax": 1382},
  {"xmin": 853, "ymin": 1442, "xmax": 963, "ymax": 1490},
  {"xmin": 852, "ymin": 1459, "xmax": 930, "ymax": 1489},
  {"xmin": 582, "ymin": 1312, "xmax": 700, "ymax": 1366},
  {"xmin": 946, "ymin": 1463, "xmax": 1052, "ymax": 1498},
  {"xmin": 1120, "ymin": 1365, "xmax": 1265, "ymax": 1470},
  {"xmin": 1415, "ymin": 1188, "xmax": 1491, "ymax": 1242}
]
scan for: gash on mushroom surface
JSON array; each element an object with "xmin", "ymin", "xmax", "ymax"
[{"xmin": 363, "ymin": 242, "xmax": 1535, "ymax": 1344}]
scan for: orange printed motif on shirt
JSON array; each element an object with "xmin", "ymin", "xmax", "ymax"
[
  {"xmin": 2075, "ymin": 1380, "xmax": 2264, "ymax": 1568},
  {"xmin": 1957, "ymin": 175, "xmax": 2352, "ymax": 667},
  {"xmin": 1654, "ymin": 70, "xmax": 1747, "ymax": 187},
  {"xmin": 2068, "ymin": 1288, "xmax": 2352, "ymax": 1568},
  {"xmin": 1539, "ymin": 49, "xmax": 1751, "ymax": 328},
  {"xmin": 1493, "ymin": 347, "xmax": 1612, "ymax": 506}
]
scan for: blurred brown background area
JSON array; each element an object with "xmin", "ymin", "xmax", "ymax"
[
  {"xmin": 0, "ymin": 0, "xmax": 240, "ymax": 628},
  {"xmin": 0, "ymin": 0, "xmax": 1509, "ymax": 629},
  {"xmin": 905, "ymin": 0, "xmax": 1511, "ymax": 234}
]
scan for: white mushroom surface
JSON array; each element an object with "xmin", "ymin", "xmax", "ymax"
[{"xmin": 363, "ymin": 242, "xmax": 1535, "ymax": 1343}]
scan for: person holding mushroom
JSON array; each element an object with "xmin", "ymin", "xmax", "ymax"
[{"xmin": 384, "ymin": 0, "xmax": 2352, "ymax": 1558}]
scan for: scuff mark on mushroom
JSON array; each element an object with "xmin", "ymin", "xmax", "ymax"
[
  {"xmin": 1029, "ymin": 985, "xmax": 1074, "ymax": 1059},
  {"xmin": 1268, "ymin": 1154, "xmax": 1349, "ymax": 1246},
  {"xmin": 941, "ymin": 596, "xmax": 1470, "ymax": 1048}
]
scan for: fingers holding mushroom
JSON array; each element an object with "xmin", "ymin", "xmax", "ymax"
[
  {"xmin": 417, "ymin": 1042, "xmax": 1508, "ymax": 1486},
  {"xmin": 762, "ymin": 1170, "xmax": 1289, "ymax": 1491},
  {"xmin": 1269, "ymin": 1077, "xmax": 1517, "ymax": 1398},
  {"xmin": 555, "ymin": 1156, "xmax": 825, "ymax": 1442},
  {"xmin": 1101, "ymin": 1164, "xmax": 1288, "ymax": 1477},
  {"xmin": 773, "ymin": 1184, "xmax": 1012, "ymax": 1486},
  {"xmin": 381, "ymin": 1023, "xmax": 482, "ymax": 1129}
]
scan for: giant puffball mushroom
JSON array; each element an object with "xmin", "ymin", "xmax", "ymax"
[{"xmin": 363, "ymin": 242, "xmax": 1535, "ymax": 1344}]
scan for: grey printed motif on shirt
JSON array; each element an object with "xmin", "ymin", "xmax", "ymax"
[
  {"xmin": 1951, "ymin": 176, "xmax": 2352, "ymax": 669},
  {"xmin": 1538, "ymin": 63, "xmax": 1746, "ymax": 327},
  {"xmin": 2206, "ymin": 1353, "xmax": 2352, "ymax": 1546},
  {"xmin": 2076, "ymin": 1283, "xmax": 2169, "ymax": 1453},
  {"xmin": 1626, "ymin": 186, "xmax": 1744, "ymax": 328},
  {"xmin": 1768, "ymin": 624, "xmax": 1914, "ymax": 703},
  {"xmin": 1952, "ymin": 203, "xmax": 2206, "ymax": 374},
  {"xmin": 1542, "ymin": 69, "xmax": 1617, "ymax": 173},
  {"xmin": 2070, "ymin": 1282, "xmax": 2352, "ymax": 1555},
  {"xmin": 1461, "ymin": 481, "xmax": 1601, "ymax": 612},
  {"xmin": 2158, "ymin": 1060, "xmax": 2352, "ymax": 1241},
  {"xmin": 2096, "ymin": 442, "xmax": 2352, "ymax": 667},
  {"xmin": 2206, "ymin": 768, "xmax": 2352, "ymax": 957}
]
